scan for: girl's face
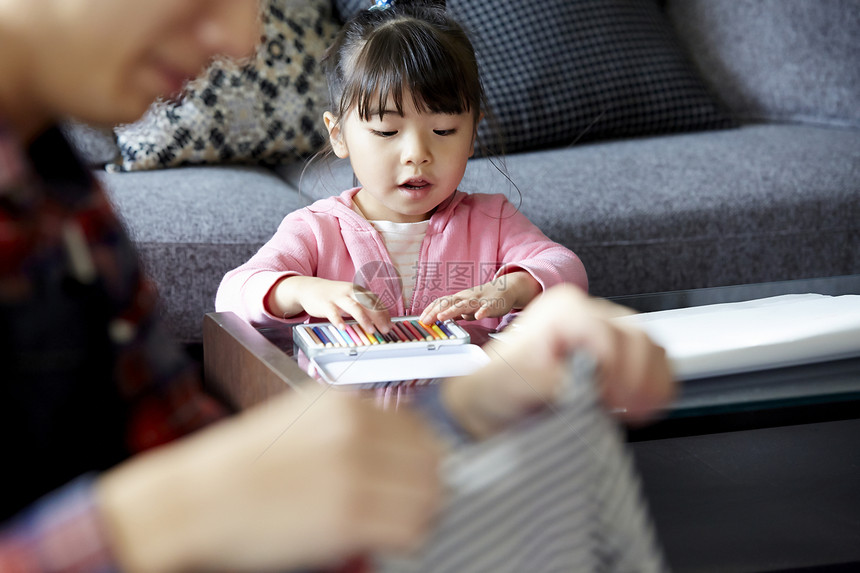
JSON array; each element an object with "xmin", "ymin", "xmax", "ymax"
[
  {"xmin": 325, "ymin": 93, "xmax": 477, "ymax": 223},
  {"xmin": 8, "ymin": 0, "xmax": 259, "ymax": 130}
]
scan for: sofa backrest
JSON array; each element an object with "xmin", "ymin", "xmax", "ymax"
[{"xmin": 666, "ymin": 0, "xmax": 860, "ymax": 128}]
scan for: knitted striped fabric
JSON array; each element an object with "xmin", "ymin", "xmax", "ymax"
[{"xmin": 375, "ymin": 354, "xmax": 667, "ymax": 573}]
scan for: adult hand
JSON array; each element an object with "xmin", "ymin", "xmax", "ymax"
[
  {"xmin": 269, "ymin": 275, "xmax": 393, "ymax": 335},
  {"xmin": 420, "ymin": 271, "xmax": 541, "ymax": 324},
  {"xmin": 98, "ymin": 386, "xmax": 442, "ymax": 572},
  {"xmin": 441, "ymin": 285, "xmax": 675, "ymax": 439}
]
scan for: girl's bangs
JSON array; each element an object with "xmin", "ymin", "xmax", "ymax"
[{"xmin": 344, "ymin": 21, "xmax": 479, "ymax": 121}]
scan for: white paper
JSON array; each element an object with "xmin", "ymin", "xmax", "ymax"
[{"xmin": 618, "ymin": 294, "xmax": 860, "ymax": 379}]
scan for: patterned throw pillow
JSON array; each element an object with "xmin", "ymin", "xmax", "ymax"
[
  {"xmin": 334, "ymin": 0, "xmax": 734, "ymax": 155},
  {"xmin": 114, "ymin": 0, "xmax": 340, "ymax": 171}
]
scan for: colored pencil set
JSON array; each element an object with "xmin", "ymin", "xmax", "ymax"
[{"xmin": 293, "ymin": 316, "xmax": 470, "ymax": 358}]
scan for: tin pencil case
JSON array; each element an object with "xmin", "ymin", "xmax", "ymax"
[
  {"xmin": 293, "ymin": 316, "xmax": 471, "ymax": 358},
  {"xmin": 292, "ymin": 316, "xmax": 489, "ymax": 386}
]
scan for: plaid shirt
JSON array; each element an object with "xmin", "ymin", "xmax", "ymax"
[{"xmin": 0, "ymin": 122, "xmax": 226, "ymax": 571}]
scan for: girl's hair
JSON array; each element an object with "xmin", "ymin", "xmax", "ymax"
[
  {"xmin": 322, "ymin": 0, "xmax": 484, "ymax": 129},
  {"xmin": 305, "ymin": 0, "xmax": 520, "ymax": 210}
]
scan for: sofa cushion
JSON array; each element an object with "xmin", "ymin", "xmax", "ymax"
[
  {"xmin": 290, "ymin": 124, "xmax": 860, "ymax": 297},
  {"xmin": 334, "ymin": 0, "xmax": 734, "ymax": 154},
  {"xmin": 114, "ymin": 0, "xmax": 339, "ymax": 171},
  {"xmin": 99, "ymin": 166, "xmax": 306, "ymax": 343},
  {"xmin": 498, "ymin": 125, "xmax": 860, "ymax": 296},
  {"xmin": 667, "ymin": 0, "xmax": 860, "ymax": 128}
]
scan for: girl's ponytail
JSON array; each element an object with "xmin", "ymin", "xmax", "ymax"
[{"xmin": 368, "ymin": 0, "xmax": 447, "ymax": 10}]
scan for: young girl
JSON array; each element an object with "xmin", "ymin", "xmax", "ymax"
[{"xmin": 216, "ymin": 0, "xmax": 587, "ymax": 347}]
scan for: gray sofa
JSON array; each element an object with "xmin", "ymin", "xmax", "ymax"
[{"xmin": 88, "ymin": 0, "xmax": 859, "ymax": 344}]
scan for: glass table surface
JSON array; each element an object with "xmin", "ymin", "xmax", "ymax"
[
  {"xmin": 255, "ymin": 275, "xmax": 860, "ymax": 429},
  {"xmin": 610, "ymin": 275, "xmax": 860, "ymax": 418}
]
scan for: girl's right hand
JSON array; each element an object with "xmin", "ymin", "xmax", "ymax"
[{"xmin": 270, "ymin": 276, "xmax": 392, "ymax": 335}]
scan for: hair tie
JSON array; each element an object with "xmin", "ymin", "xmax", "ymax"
[{"xmin": 369, "ymin": 0, "xmax": 394, "ymax": 11}]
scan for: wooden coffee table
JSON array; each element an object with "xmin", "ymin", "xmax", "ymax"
[
  {"xmin": 202, "ymin": 310, "xmax": 311, "ymax": 410},
  {"xmin": 204, "ymin": 274, "xmax": 860, "ymax": 419},
  {"xmin": 202, "ymin": 275, "xmax": 860, "ymax": 572}
]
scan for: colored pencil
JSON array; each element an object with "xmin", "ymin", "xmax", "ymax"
[
  {"xmin": 394, "ymin": 322, "xmax": 415, "ymax": 341},
  {"xmin": 305, "ymin": 327, "xmax": 324, "ymax": 346},
  {"xmin": 435, "ymin": 320, "xmax": 454, "ymax": 338},
  {"xmin": 358, "ymin": 324, "xmax": 378, "ymax": 344},
  {"xmin": 312, "ymin": 326, "xmax": 333, "ymax": 347},
  {"xmin": 348, "ymin": 324, "xmax": 368, "ymax": 345},
  {"xmin": 321, "ymin": 325, "xmax": 339, "ymax": 347},
  {"xmin": 411, "ymin": 320, "xmax": 434, "ymax": 340},
  {"xmin": 332, "ymin": 326, "xmax": 350, "ymax": 347},
  {"xmin": 402, "ymin": 320, "xmax": 423, "ymax": 341},
  {"xmin": 388, "ymin": 323, "xmax": 407, "ymax": 342},
  {"xmin": 430, "ymin": 323, "xmax": 448, "ymax": 339},
  {"xmin": 419, "ymin": 321, "xmax": 441, "ymax": 340},
  {"xmin": 329, "ymin": 325, "xmax": 351, "ymax": 347}
]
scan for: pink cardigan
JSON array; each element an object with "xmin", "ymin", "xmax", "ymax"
[{"xmin": 216, "ymin": 188, "xmax": 587, "ymax": 330}]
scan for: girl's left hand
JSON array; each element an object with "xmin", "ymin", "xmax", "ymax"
[{"xmin": 419, "ymin": 271, "xmax": 541, "ymax": 324}]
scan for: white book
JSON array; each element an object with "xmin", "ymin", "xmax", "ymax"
[{"xmin": 617, "ymin": 294, "xmax": 860, "ymax": 380}]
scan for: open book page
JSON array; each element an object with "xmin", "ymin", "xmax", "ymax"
[{"xmin": 618, "ymin": 294, "xmax": 860, "ymax": 380}]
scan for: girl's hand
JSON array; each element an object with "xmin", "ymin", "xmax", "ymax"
[
  {"xmin": 269, "ymin": 276, "xmax": 392, "ymax": 335},
  {"xmin": 419, "ymin": 271, "xmax": 541, "ymax": 324},
  {"xmin": 441, "ymin": 285, "xmax": 675, "ymax": 438}
]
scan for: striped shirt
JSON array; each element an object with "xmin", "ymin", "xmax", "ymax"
[{"xmin": 367, "ymin": 218, "xmax": 430, "ymax": 307}]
